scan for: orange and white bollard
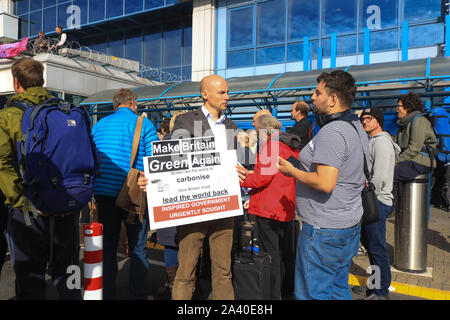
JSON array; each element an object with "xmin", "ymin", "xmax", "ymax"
[{"xmin": 83, "ymin": 223, "xmax": 103, "ymax": 300}]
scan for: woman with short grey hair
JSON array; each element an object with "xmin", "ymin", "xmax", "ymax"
[
  {"xmin": 256, "ymin": 114, "xmax": 282, "ymax": 133},
  {"xmin": 236, "ymin": 114, "xmax": 301, "ymax": 299}
]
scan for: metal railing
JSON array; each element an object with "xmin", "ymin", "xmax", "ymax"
[
  {"xmin": 140, "ymin": 64, "xmax": 189, "ymax": 83},
  {"xmin": 27, "ymin": 37, "xmax": 187, "ymax": 83},
  {"xmin": 28, "ymin": 37, "xmax": 81, "ymax": 54}
]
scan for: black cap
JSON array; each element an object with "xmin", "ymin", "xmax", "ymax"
[{"xmin": 360, "ymin": 107, "xmax": 384, "ymax": 128}]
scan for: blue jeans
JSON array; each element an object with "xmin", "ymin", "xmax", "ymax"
[
  {"xmin": 360, "ymin": 201, "xmax": 392, "ymax": 296},
  {"xmin": 295, "ymin": 221, "xmax": 361, "ymax": 300},
  {"xmin": 164, "ymin": 246, "xmax": 179, "ymax": 267},
  {"xmin": 96, "ymin": 195, "xmax": 149, "ymax": 300}
]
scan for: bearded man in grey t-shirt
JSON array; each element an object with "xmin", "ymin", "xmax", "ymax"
[{"xmin": 278, "ymin": 70, "xmax": 369, "ymax": 300}]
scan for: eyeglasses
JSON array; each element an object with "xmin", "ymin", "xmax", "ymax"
[{"xmin": 360, "ymin": 116, "xmax": 374, "ymax": 123}]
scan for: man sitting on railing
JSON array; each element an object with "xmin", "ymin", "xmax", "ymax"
[
  {"xmin": 49, "ymin": 25, "xmax": 68, "ymax": 53},
  {"xmin": 32, "ymin": 31, "xmax": 49, "ymax": 55}
]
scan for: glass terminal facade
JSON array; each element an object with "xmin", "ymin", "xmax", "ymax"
[
  {"xmin": 13, "ymin": 0, "xmax": 192, "ymax": 81},
  {"xmin": 216, "ymin": 0, "xmax": 444, "ymax": 77},
  {"xmin": 12, "ymin": 0, "xmax": 447, "ymax": 81}
]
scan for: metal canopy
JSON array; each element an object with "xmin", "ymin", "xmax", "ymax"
[{"xmin": 81, "ymin": 56, "xmax": 450, "ymax": 121}]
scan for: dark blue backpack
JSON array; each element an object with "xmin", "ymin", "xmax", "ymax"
[
  {"xmin": 11, "ymin": 98, "xmax": 99, "ymax": 222},
  {"xmin": 410, "ymin": 107, "xmax": 450, "ymax": 165},
  {"xmin": 429, "ymin": 107, "xmax": 450, "ymax": 165},
  {"xmin": 9, "ymin": 97, "xmax": 99, "ymax": 274}
]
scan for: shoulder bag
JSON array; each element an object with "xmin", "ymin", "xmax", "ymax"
[
  {"xmin": 115, "ymin": 116, "xmax": 147, "ymax": 224},
  {"xmin": 347, "ymin": 121, "xmax": 379, "ymax": 225}
]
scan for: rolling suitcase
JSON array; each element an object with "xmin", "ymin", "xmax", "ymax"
[{"xmin": 232, "ymin": 224, "xmax": 271, "ymax": 300}]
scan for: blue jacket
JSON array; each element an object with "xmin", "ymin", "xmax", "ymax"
[{"xmin": 92, "ymin": 107, "xmax": 158, "ymax": 197}]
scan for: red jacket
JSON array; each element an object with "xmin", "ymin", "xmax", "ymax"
[{"xmin": 241, "ymin": 132, "xmax": 300, "ymax": 222}]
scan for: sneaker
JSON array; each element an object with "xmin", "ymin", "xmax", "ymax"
[
  {"xmin": 357, "ymin": 244, "xmax": 367, "ymax": 256},
  {"xmin": 361, "ymin": 293, "xmax": 390, "ymax": 300},
  {"xmin": 351, "ymin": 285, "xmax": 368, "ymax": 296},
  {"xmin": 157, "ymin": 284, "xmax": 171, "ymax": 300}
]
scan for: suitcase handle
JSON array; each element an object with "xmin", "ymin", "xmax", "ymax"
[{"xmin": 236, "ymin": 225, "xmax": 256, "ymax": 262}]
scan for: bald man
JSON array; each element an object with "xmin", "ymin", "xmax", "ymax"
[
  {"xmin": 170, "ymin": 75, "xmax": 239, "ymax": 300},
  {"xmin": 172, "ymin": 75, "xmax": 238, "ymax": 150}
]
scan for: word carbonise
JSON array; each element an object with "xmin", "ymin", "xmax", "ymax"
[{"xmin": 176, "ymin": 174, "xmax": 210, "ymax": 183}]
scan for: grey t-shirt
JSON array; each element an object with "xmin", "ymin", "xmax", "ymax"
[
  {"xmin": 369, "ymin": 132, "xmax": 400, "ymax": 207},
  {"xmin": 296, "ymin": 119, "xmax": 369, "ymax": 228}
]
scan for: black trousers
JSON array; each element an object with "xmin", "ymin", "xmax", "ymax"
[
  {"xmin": 95, "ymin": 195, "xmax": 150, "ymax": 300},
  {"xmin": 431, "ymin": 159, "xmax": 449, "ymax": 209},
  {"xmin": 6, "ymin": 208, "xmax": 81, "ymax": 300},
  {"xmin": 393, "ymin": 160, "xmax": 431, "ymax": 211},
  {"xmin": 254, "ymin": 215, "xmax": 296, "ymax": 300}
]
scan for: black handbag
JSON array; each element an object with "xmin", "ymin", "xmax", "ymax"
[
  {"xmin": 347, "ymin": 122, "xmax": 379, "ymax": 225},
  {"xmin": 360, "ymin": 171, "xmax": 379, "ymax": 225}
]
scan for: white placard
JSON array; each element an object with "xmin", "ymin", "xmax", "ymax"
[{"xmin": 143, "ymin": 136, "xmax": 243, "ymax": 230}]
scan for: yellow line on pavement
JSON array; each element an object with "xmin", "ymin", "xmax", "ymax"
[
  {"xmin": 349, "ymin": 274, "xmax": 450, "ymax": 300},
  {"xmin": 146, "ymin": 242, "xmax": 449, "ymax": 300}
]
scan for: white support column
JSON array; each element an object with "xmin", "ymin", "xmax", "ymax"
[
  {"xmin": 0, "ymin": 0, "xmax": 12, "ymax": 13},
  {"xmin": 0, "ymin": 0, "xmax": 18, "ymax": 42},
  {"xmin": 191, "ymin": 0, "xmax": 216, "ymax": 81}
]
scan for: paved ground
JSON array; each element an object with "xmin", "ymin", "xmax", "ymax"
[
  {"xmin": 0, "ymin": 247, "xmax": 167, "ymax": 300},
  {"xmin": 0, "ymin": 251, "xmax": 424, "ymax": 300},
  {"xmin": 0, "ymin": 206, "xmax": 447, "ymax": 300},
  {"xmin": 350, "ymin": 205, "xmax": 450, "ymax": 299}
]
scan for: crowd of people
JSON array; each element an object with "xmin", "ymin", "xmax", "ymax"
[{"xmin": 0, "ymin": 57, "xmax": 445, "ymax": 300}]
